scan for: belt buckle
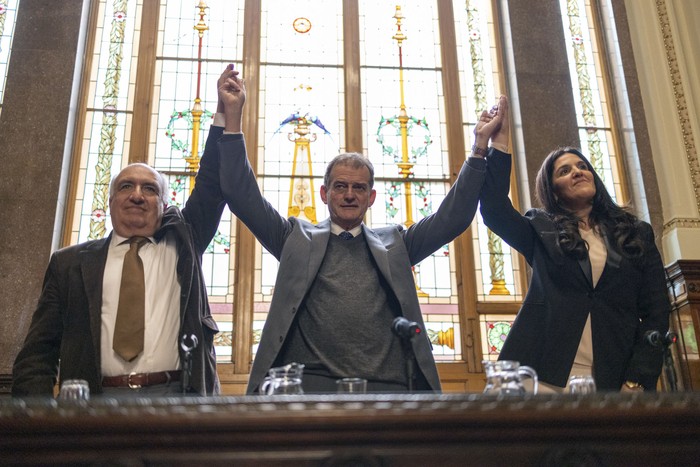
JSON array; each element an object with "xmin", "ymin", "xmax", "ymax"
[{"xmin": 127, "ymin": 372, "xmax": 142, "ymax": 389}]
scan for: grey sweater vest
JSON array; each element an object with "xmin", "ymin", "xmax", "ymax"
[{"xmin": 277, "ymin": 232, "xmax": 407, "ymax": 385}]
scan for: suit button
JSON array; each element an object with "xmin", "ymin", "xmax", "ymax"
[
  {"xmin": 279, "ymin": 336, "xmax": 283, "ymax": 343},
  {"xmin": 291, "ymin": 307, "xmax": 297, "ymax": 314}
]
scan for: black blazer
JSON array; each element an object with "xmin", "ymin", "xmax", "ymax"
[{"xmin": 480, "ymin": 150, "xmax": 670, "ymax": 391}]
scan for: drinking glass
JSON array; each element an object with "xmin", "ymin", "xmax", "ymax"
[
  {"xmin": 568, "ymin": 375, "xmax": 597, "ymax": 394},
  {"xmin": 336, "ymin": 378, "xmax": 367, "ymax": 394},
  {"xmin": 58, "ymin": 379, "xmax": 90, "ymax": 402},
  {"xmin": 482, "ymin": 360, "xmax": 538, "ymax": 395}
]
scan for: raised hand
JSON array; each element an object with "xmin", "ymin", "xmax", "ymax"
[
  {"xmin": 218, "ymin": 64, "xmax": 246, "ymax": 133},
  {"xmin": 216, "ymin": 65, "xmax": 236, "ymax": 113},
  {"xmin": 473, "ymin": 95, "xmax": 509, "ymax": 153},
  {"xmin": 490, "ymin": 95, "xmax": 510, "ymax": 151}
]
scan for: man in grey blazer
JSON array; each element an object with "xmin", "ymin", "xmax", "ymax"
[{"xmin": 218, "ymin": 73, "xmax": 505, "ymax": 393}]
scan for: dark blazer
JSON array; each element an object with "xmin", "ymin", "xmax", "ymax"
[
  {"xmin": 217, "ymin": 134, "xmax": 487, "ymax": 394},
  {"xmin": 480, "ymin": 150, "xmax": 670, "ymax": 391},
  {"xmin": 12, "ymin": 126, "xmax": 226, "ymax": 396}
]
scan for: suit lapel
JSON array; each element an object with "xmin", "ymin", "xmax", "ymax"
[
  {"xmin": 307, "ymin": 219, "xmax": 331, "ymax": 283},
  {"xmin": 577, "ymin": 231, "xmax": 623, "ymax": 288},
  {"xmin": 577, "ymin": 256, "xmax": 593, "ymax": 287},
  {"xmin": 530, "ymin": 215, "xmax": 565, "ymax": 266},
  {"xmin": 603, "ymin": 233, "xmax": 622, "ymax": 269},
  {"xmin": 531, "ymin": 213, "xmax": 593, "ymax": 285},
  {"xmin": 363, "ymin": 226, "xmax": 393, "ymax": 285},
  {"xmin": 79, "ymin": 236, "xmax": 111, "ymax": 369}
]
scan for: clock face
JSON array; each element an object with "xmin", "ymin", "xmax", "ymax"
[{"xmin": 293, "ymin": 17, "xmax": 312, "ymax": 34}]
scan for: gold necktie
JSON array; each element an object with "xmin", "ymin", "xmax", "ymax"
[{"xmin": 113, "ymin": 236, "xmax": 149, "ymax": 361}]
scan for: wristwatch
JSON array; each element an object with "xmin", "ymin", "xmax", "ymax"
[
  {"xmin": 624, "ymin": 380, "xmax": 644, "ymax": 390},
  {"xmin": 471, "ymin": 145, "xmax": 489, "ymax": 158}
]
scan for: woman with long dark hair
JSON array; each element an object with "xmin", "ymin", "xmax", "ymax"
[{"xmin": 479, "ymin": 103, "xmax": 670, "ymax": 392}]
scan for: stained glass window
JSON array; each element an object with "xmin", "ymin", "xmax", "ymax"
[
  {"xmin": 454, "ymin": 0, "xmax": 523, "ymax": 304},
  {"xmin": 69, "ymin": 0, "xmax": 141, "ymax": 243},
  {"xmin": 0, "ymin": 0, "xmax": 19, "ymax": 114},
  {"xmin": 66, "ymin": 0, "xmax": 514, "ymax": 370},
  {"xmin": 152, "ymin": 0, "xmax": 244, "ymax": 361},
  {"xmin": 359, "ymin": 0, "xmax": 464, "ymax": 361},
  {"xmin": 452, "ymin": 0, "xmax": 521, "ymax": 362},
  {"xmin": 560, "ymin": 0, "xmax": 623, "ymax": 201},
  {"xmin": 254, "ymin": 0, "xmax": 345, "ymax": 357},
  {"xmin": 67, "ymin": 0, "xmax": 244, "ymax": 361}
]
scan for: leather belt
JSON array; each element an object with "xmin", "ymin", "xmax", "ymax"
[{"xmin": 101, "ymin": 370, "xmax": 182, "ymax": 389}]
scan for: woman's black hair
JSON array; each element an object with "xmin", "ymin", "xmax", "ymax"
[{"xmin": 534, "ymin": 147, "xmax": 645, "ymax": 259}]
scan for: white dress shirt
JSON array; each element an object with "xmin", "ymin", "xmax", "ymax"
[{"xmin": 100, "ymin": 231, "xmax": 181, "ymax": 377}]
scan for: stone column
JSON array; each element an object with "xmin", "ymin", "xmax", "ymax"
[{"xmin": 502, "ymin": 0, "xmax": 580, "ymax": 205}]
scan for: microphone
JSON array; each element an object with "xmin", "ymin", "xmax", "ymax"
[
  {"xmin": 392, "ymin": 317, "xmax": 422, "ymax": 340},
  {"xmin": 644, "ymin": 330, "xmax": 677, "ymax": 348}
]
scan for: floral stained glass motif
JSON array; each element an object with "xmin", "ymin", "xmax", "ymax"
[
  {"xmin": 480, "ymin": 316, "xmax": 514, "ymax": 360},
  {"xmin": 0, "ymin": 0, "xmax": 19, "ymax": 114}
]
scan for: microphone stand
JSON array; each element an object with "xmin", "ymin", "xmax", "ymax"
[
  {"xmin": 392, "ymin": 317, "xmax": 420, "ymax": 392},
  {"xmin": 180, "ymin": 334, "xmax": 199, "ymax": 394},
  {"xmin": 645, "ymin": 330, "xmax": 679, "ymax": 392},
  {"xmin": 662, "ymin": 268, "xmax": 680, "ymax": 392},
  {"xmin": 399, "ymin": 338, "xmax": 417, "ymax": 392},
  {"xmin": 662, "ymin": 332, "xmax": 678, "ymax": 392}
]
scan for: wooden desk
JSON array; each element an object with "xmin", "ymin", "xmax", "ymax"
[{"xmin": 2, "ymin": 392, "xmax": 699, "ymax": 466}]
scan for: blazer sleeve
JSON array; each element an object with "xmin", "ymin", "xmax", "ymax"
[
  {"xmin": 479, "ymin": 150, "xmax": 536, "ymax": 261},
  {"xmin": 12, "ymin": 254, "xmax": 63, "ymax": 396},
  {"xmin": 624, "ymin": 222, "xmax": 672, "ymax": 390},
  {"xmin": 181, "ymin": 125, "xmax": 227, "ymax": 255},
  {"xmin": 218, "ymin": 133, "xmax": 292, "ymax": 259},
  {"xmin": 401, "ymin": 156, "xmax": 486, "ymax": 265}
]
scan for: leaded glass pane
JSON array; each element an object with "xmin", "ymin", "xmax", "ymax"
[
  {"xmin": 480, "ymin": 314, "xmax": 516, "ymax": 361},
  {"xmin": 425, "ymin": 308, "xmax": 462, "ymax": 362},
  {"xmin": 0, "ymin": 0, "xmax": 19, "ymax": 114}
]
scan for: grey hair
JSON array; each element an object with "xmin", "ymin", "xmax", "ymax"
[
  {"xmin": 323, "ymin": 153, "xmax": 375, "ymax": 188},
  {"xmin": 109, "ymin": 163, "xmax": 169, "ymax": 205}
]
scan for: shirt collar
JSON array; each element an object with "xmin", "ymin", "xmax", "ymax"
[
  {"xmin": 111, "ymin": 232, "xmax": 155, "ymax": 247},
  {"xmin": 330, "ymin": 222, "xmax": 362, "ymax": 238}
]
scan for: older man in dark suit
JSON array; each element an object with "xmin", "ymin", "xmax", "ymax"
[{"xmin": 12, "ymin": 66, "xmax": 244, "ymax": 397}]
